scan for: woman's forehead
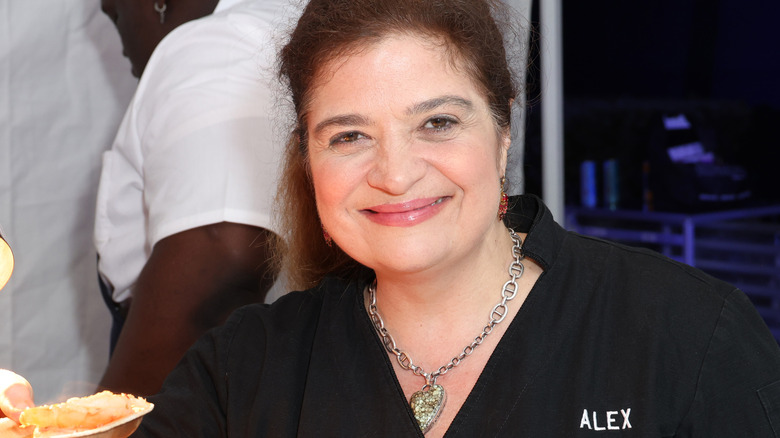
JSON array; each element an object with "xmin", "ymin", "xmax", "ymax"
[
  {"xmin": 309, "ymin": 34, "xmax": 481, "ymax": 103},
  {"xmin": 316, "ymin": 31, "xmax": 466, "ymax": 76},
  {"xmin": 312, "ymin": 49, "xmax": 475, "ymax": 119}
]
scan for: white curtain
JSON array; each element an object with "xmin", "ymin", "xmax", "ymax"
[{"xmin": 0, "ymin": 2, "xmax": 136, "ymax": 403}]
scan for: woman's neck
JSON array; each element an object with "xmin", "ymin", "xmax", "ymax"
[
  {"xmin": 374, "ymin": 225, "xmax": 515, "ymax": 300},
  {"xmin": 368, "ymin": 225, "xmax": 521, "ymax": 362}
]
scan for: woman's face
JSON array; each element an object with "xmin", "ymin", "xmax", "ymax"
[{"xmin": 306, "ymin": 34, "xmax": 510, "ymax": 277}]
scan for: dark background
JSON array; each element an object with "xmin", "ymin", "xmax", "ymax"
[{"xmin": 523, "ymin": 0, "xmax": 780, "ymax": 211}]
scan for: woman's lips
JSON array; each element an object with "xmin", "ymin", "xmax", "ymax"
[{"xmin": 361, "ymin": 196, "xmax": 449, "ymax": 227}]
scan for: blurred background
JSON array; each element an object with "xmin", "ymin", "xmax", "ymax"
[{"xmin": 525, "ymin": 0, "xmax": 780, "ymax": 339}]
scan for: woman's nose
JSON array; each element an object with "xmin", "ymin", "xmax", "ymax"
[{"xmin": 366, "ymin": 139, "xmax": 426, "ymax": 195}]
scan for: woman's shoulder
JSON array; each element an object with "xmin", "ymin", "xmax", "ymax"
[
  {"xmin": 220, "ymin": 277, "xmax": 362, "ymax": 341},
  {"xmin": 570, "ymin": 231, "xmax": 736, "ymax": 301}
]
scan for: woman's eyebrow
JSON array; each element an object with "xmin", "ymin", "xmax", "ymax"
[
  {"xmin": 313, "ymin": 114, "xmax": 372, "ymax": 136},
  {"xmin": 406, "ymin": 95, "xmax": 474, "ymax": 116},
  {"xmin": 312, "ymin": 96, "xmax": 473, "ymax": 136}
]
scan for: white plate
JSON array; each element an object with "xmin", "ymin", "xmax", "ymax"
[
  {"xmin": 38, "ymin": 402, "xmax": 154, "ymax": 438},
  {"xmin": 0, "ymin": 399, "xmax": 154, "ymax": 438}
]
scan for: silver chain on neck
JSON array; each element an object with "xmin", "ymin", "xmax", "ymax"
[{"xmin": 367, "ymin": 228, "xmax": 525, "ymax": 387}]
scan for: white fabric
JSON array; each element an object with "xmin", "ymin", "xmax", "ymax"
[
  {"xmin": 0, "ymin": 4, "xmax": 136, "ymax": 403},
  {"xmin": 95, "ymin": 0, "xmax": 296, "ymax": 303}
]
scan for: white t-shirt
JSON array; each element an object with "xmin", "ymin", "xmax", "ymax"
[{"xmin": 95, "ymin": 0, "xmax": 295, "ymax": 303}]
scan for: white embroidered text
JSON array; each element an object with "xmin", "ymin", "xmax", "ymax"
[{"xmin": 579, "ymin": 408, "xmax": 632, "ymax": 431}]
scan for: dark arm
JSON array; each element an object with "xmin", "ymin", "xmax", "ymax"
[{"xmin": 99, "ymin": 222, "xmax": 277, "ymax": 396}]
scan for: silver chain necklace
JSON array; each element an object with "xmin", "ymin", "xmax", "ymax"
[{"xmin": 367, "ymin": 228, "xmax": 525, "ymax": 434}]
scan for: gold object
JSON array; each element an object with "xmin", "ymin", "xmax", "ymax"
[
  {"xmin": 410, "ymin": 384, "xmax": 446, "ymax": 433},
  {"xmin": 0, "ymin": 230, "xmax": 14, "ymax": 291}
]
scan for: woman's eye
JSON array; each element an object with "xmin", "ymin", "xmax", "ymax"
[
  {"xmin": 330, "ymin": 131, "xmax": 363, "ymax": 145},
  {"xmin": 423, "ymin": 116, "xmax": 456, "ymax": 131}
]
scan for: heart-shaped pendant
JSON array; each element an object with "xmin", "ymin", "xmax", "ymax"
[{"xmin": 409, "ymin": 384, "xmax": 446, "ymax": 433}]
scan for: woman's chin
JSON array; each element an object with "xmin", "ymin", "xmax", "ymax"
[{"xmin": 364, "ymin": 237, "xmax": 453, "ymax": 276}]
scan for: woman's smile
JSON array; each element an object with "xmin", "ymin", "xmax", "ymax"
[{"xmin": 361, "ymin": 196, "xmax": 450, "ymax": 227}]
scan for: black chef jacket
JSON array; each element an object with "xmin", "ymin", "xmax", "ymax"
[{"xmin": 134, "ymin": 195, "xmax": 780, "ymax": 437}]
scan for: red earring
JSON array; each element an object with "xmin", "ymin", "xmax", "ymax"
[
  {"xmin": 322, "ymin": 226, "xmax": 333, "ymax": 247},
  {"xmin": 498, "ymin": 177, "xmax": 508, "ymax": 221}
]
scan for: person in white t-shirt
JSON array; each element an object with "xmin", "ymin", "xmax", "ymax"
[{"xmin": 96, "ymin": 0, "xmax": 294, "ymax": 396}]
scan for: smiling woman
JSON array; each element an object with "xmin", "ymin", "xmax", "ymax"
[
  {"xmin": 276, "ymin": 12, "xmax": 531, "ymax": 433},
  {"xmin": 122, "ymin": 0, "xmax": 780, "ymax": 436}
]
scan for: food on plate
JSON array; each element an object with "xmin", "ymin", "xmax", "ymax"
[{"xmin": 18, "ymin": 391, "xmax": 152, "ymax": 436}]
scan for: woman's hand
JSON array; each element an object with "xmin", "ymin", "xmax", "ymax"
[{"xmin": 0, "ymin": 369, "xmax": 34, "ymax": 423}]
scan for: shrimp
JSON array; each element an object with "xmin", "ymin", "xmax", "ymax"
[{"xmin": 19, "ymin": 391, "xmax": 151, "ymax": 434}]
